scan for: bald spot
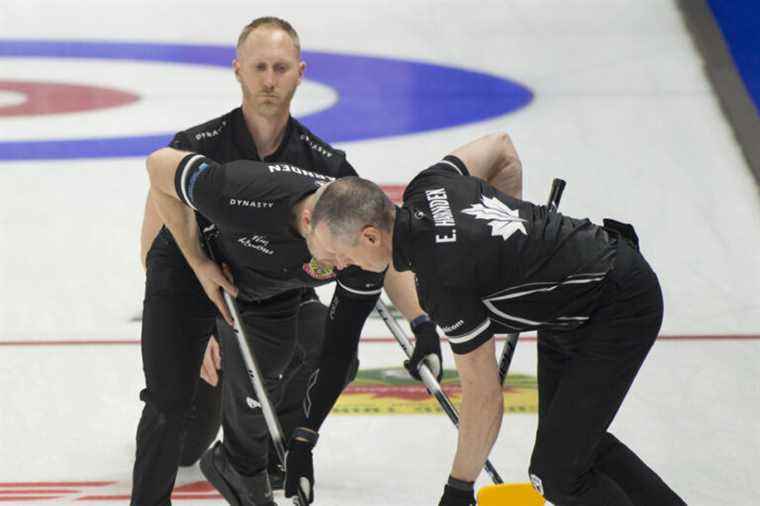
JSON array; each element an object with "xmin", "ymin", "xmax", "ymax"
[{"xmin": 237, "ymin": 26, "xmax": 301, "ymax": 62}]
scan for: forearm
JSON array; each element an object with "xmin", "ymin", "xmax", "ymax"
[
  {"xmin": 145, "ymin": 147, "xmax": 238, "ymax": 323},
  {"xmin": 488, "ymin": 134, "xmax": 522, "ymax": 199},
  {"xmin": 451, "ymin": 132, "xmax": 523, "ymax": 199},
  {"xmin": 140, "ymin": 191, "xmax": 164, "ymax": 270},
  {"xmin": 145, "ymin": 147, "xmax": 208, "ymax": 268},
  {"xmin": 450, "ymin": 379, "xmax": 503, "ymax": 480},
  {"xmin": 148, "ymin": 187, "xmax": 207, "ymax": 269},
  {"xmin": 450, "ymin": 339, "xmax": 503, "ymax": 481},
  {"xmin": 384, "ymin": 265, "xmax": 426, "ymax": 321}
]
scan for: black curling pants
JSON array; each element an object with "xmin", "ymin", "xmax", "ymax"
[
  {"xmin": 179, "ymin": 292, "xmax": 328, "ymax": 469},
  {"xmin": 130, "ymin": 230, "xmax": 328, "ymax": 506},
  {"xmin": 214, "ymin": 289, "xmax": 328, "ymax": 475},
  {"xmin": 130, "ymin": 231, "xmax": 217, "ymax": 506},
  {"xmin": 528, "ymin": 239, "xmax": 686, "ymax": 506}
]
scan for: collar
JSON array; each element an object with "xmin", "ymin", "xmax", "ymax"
[
  {"xmin": 232, "ymin": 108, "xmax": 294, "ymax": 161},
  {"xmin": 392, "ymin": 206, "xmax": 415, "ymax": 272}
]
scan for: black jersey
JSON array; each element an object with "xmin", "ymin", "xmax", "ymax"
[
  {"xmin": 175, "ymin": 154, "xmax": 383, "ymax": 301},
  {"xmin": 168, "ymin": 107, "xmax": 356, "ymax": 231},
  {"xmin": 393, "ymin": 156, "xmax": 617, "ymax": 354}
]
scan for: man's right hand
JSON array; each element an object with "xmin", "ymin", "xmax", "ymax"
[
  {"xmin": 439, "ymin": 483, "xmax": 476, "ymax": 506},
  {"xmin": 405, "ymin": 319, "xmax": 443, "ymax": 382},
  {"xmin": 200, "ymin": 335, "xmax": 222, "ymax": 386},
  {"xmin": 193, "ymin": 258, "xmax": 238, "ymax": 325}
]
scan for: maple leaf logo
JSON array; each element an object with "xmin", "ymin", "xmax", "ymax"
[{"xmin": 461, "ymin": 195, "xmax": 528, "ymax": 240}]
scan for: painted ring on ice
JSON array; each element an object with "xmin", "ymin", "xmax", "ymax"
[
  {"xmin": 0, "ymin": 40, "xmax": 533, "ymax": 160},
  {"xmin": 0, "ymin": 80, "xmax": 140, "ymax": 117}
]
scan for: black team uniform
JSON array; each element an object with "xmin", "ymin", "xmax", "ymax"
[
  {"xmin": 301, "ymin": 156, "xmax": 686, "ymax": 506},
  {"xmin": 399, "ymin": 157, "xmax": 685, "ymax": 506},
  {"xmin": 172, "ymin": 154, "xmax": 384, "ymax": 504},
  {"xmin": 131, "ymin": 109, "xmax": 362, "ymax": 506}
]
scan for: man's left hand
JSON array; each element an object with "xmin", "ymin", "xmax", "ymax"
[
  {"xmin": 404, "ymin": 319, "xmax": 443, "ymax": 381},
  {"xmin": 199, "ymin": 335, "xmax": 222, "ymax": 386}
]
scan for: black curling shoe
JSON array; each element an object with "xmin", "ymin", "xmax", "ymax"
[{"xmin": 200, "ymin": 442, "xmax": 277, "ymax": 506}]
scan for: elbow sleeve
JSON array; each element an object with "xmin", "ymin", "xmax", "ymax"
[{"xmin": 302, "ymin": 283, "xmax": 380, "ymax": 431}]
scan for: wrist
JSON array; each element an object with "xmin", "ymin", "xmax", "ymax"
[
  {"xmin": 441, "ymin": 477, "xmax": 476, "ymax": 506},
  {"xmin": 187, "ymin": 252, "xmax": 212, "ymax": 272},
  {"xmin": 291, "ymin": 427, "xmax": 319, "ymax": 448},
  {"xmin": 446, "ymin": 476, "xmax": 474, "ymax": 492},
  {"xmin": 410, "ymin": 314, "xmax": 432, "ymax": 332}
]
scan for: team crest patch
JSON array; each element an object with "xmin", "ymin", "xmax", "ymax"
[
  {"xmin": 303, "ymin": 258, "xmax": 335, "ymax": 280},
  {"xmin": 462, "ymin": 195, "xmax": 527, "ymax": 241}
]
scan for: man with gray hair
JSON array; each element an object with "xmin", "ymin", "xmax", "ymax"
[{"xmin": 296, "ymin": 133, "xmax": 685, "ymax": 506}]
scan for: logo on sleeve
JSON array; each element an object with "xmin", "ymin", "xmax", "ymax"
[
  {"xmin": 194, "ymin": 120, "xmax": 227, "ymax": 140},
  {"xmin": 268, "ymin": 163, "xmax": 336, "ymax": 182},
  {"xmin": 441, "ymin": 320, "xmax": 465, "ymax": 333},
  {"xmin": 462, "ymin": 195, "xmax": 527, "ymax": 241},
  {"xmin": 300, "ymin": 133, "xmax": 334, "ymax": 158},
  {"xmin": 228, "ymin": 198, "xmax": 274, "ymax": 208}
]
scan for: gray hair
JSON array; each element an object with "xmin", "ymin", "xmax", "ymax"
[{"xmin": 311, "ymin": 177, "xmax": 395, "ymax": 244}]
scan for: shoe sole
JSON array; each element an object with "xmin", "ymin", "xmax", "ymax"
[{"xmin": 199, "ymin": 451, "xmax": 242, "ymax": 506}]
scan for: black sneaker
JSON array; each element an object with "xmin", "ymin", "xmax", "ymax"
[{"xmin": 200, "ymin": 442, "xmax": 277, "ymax": 506}]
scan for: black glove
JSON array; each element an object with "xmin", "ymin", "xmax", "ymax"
[
  {"xmin": 439, "ymin": 478, "xmax": 476, "ymax": 506},
  {"xmin": 404, "ymin": 318, "xmax": 443, "ymax": 382},
  {"xmin": 285, "ymin": 427, "xmax": 318, "ymax": 504}
]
